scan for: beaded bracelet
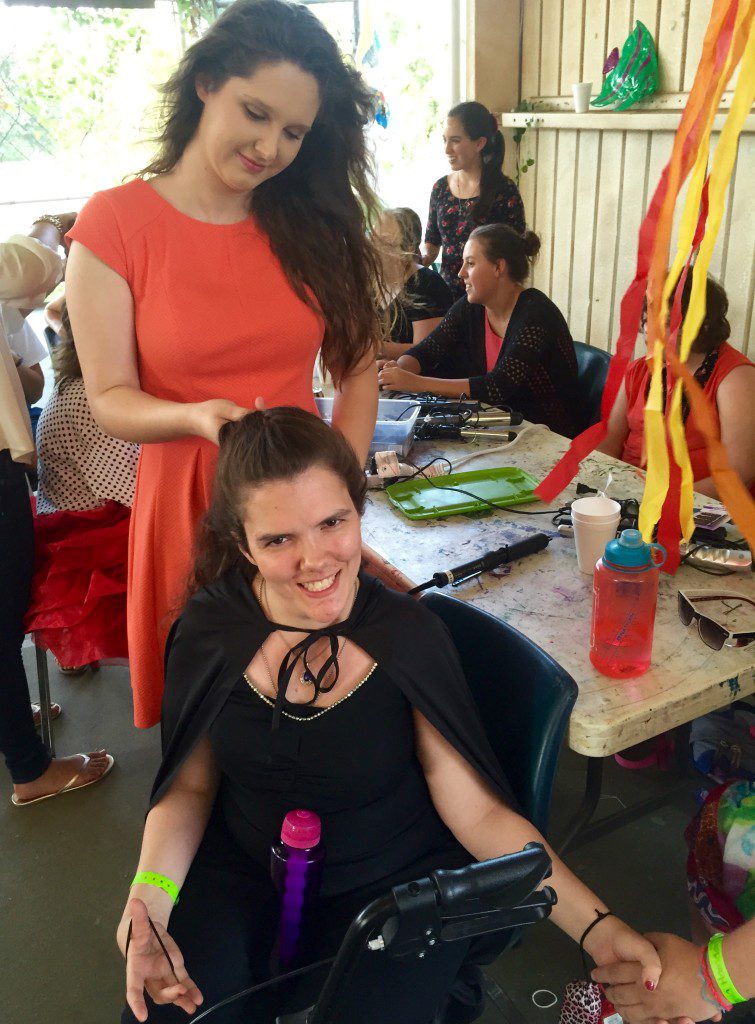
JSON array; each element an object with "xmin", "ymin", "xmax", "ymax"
[
  {"xmin": 32, "ymin": 214, "xmax": 65, "ymax": 236},
  {"xmin": 708, "ymin": 933, "xmax": 746, "ymax": 1005},
  {"xmin": 131, "ymin": 871, "xmax": 180, "ymax": 904},
  {"xmin": 700, "ymin": 944, "xmax": 733, "ymax": 1012}
]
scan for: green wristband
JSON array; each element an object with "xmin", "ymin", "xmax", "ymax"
[
  {"xmin": 707, "ymin": 933, "xmax": 745, "ymax": 1005},
  {"xmin": 131, "ymin": 871, "xmax": 180, "ymax": 905}
]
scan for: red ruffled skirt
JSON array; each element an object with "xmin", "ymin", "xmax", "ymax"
[{"xmin": 24, "ymin": 501, "xmax": 130, "ymax": 666}]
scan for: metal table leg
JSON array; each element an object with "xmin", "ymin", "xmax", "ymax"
[
  {"xmin": 558, "ymin": 728, "xmax": 698, "ymax": 854},
  {"xmin": 34, "ymin": 643, "xmax": 56, "ymax": 757},
  {"xmin": 556, "ymin": 756, "xmax": 604, "ymax": 855}
]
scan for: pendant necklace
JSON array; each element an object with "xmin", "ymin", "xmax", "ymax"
[{"xmin": 258, "ymin": 577, "xmax": 355, "ymax": 687}]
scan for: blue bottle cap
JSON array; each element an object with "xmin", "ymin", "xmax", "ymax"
[{"xmin": 603, "ymin": 529, "xmax": 666, "ymax": 572}]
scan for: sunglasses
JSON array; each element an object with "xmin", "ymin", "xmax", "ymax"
[{"xmin": 678, "ymin": 591, "xmax": 755, "ymax": 651}]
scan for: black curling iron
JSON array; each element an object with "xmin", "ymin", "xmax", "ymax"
[
  {"xmin": 408, "ymin": 533, "xmax": 551, "ymax": 594},
  {"xmin": 422, "ymin": 411, "xmax": 524, "ymax": 428}
]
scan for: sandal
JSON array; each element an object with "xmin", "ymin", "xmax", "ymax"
[
  {"xmin": 31, "ymin": 701, "xmax": 62, "ymax": 729},
  {"xmin": 11, "ymin": 753, "xmax": 115, "ymax": 806},
  {"xmin": 58, "ymin": 662, "xmax": 99, "ymax": 676}
]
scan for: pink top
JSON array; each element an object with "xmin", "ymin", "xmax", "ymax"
[{"xmin": 484, "ymin": 313, "xmax": 505, "ymax": 372}]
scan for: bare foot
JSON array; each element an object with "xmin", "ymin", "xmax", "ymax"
[{"xmin": 13, "ymin": 750, "xmax": 112, "ymax": 803}]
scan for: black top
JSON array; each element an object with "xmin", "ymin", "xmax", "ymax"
[
  {"xmin": 151, "ymin": 572, "xmax": 517, "ymax": 898},
  {"xmin": 388, "ymin": 267, "xmax": 454, "ymax": 345},
  {"xmin": 424, "ymin": 175, "xmax": 526, "ymax": 299},
  {"xmin": 209, "ymin": 666, "xmax": 464, "ymax": 896},
  {"xmin": 405, "ymin": 289, "xmax": 581, "ymax": 438}
]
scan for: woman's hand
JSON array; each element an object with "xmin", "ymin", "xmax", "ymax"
[
  {"xmin": 189, "ymin": 398, "xmax": 253, "ymax": 444},
  {"xmin": 378, "ymin": 363, "xmax": 421, "ymax": 393},
  {"xmin": 592, "ymin": 932, "xmax": 718, "ymax": 1024},
  {"xmin": 585, "ymin": 915, "xmax": 663, "ymax": 993},
  {"xmin": 119, "ymin": 898, "xmax": 203, "ymax": 1022}
]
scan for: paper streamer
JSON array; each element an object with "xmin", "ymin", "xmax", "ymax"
[
  {"xmin": 536, "ymin": 0, "xmax": 755, "ymax": 562},
  {"xmin": 655, "ymin": 2, "xmax": 755, "ymax": 557},
  {"xmin": 536, "ymin": 0, "xmax": 738, "ymax": 505}
]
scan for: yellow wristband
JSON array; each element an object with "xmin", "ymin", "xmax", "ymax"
[
  {"xmin": 707, "ymin": 933, "xmax": 745, "ymax": 1005},
  {"xmin": 131, "ymin": 871, "xmax": 180, "ymax": 904}
]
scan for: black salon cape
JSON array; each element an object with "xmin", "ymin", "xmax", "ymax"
[{"xmin": 149, "ymin": 570, "xmax": 517, "ymax": 816}]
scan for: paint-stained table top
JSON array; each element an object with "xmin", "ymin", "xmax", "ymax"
[{"xmin": 362, "ymin": 426, "xmax": 755, "ymax": 757}]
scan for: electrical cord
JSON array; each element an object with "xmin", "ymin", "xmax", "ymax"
[{"xmin": 448, "ymin": 424, "xmax": 551, "ymax": 469}]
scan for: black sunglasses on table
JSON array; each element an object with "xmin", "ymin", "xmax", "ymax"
[{"xmin": 678, "ymin": 591, "xmax": 755, "ymax": 651}]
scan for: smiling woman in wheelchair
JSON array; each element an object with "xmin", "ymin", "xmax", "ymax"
[{"xmin": 119, "ymin": 407, "xmax": 661, "ymax": 1024}]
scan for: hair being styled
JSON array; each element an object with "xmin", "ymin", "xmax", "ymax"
[
  {"xmin": 470, "ymin": 223, "xmax": 540, "ymax": 284},
  {"xmin": 138, "ymin": 0, "xmax": 385, "ymax": 382},
  {"xmin": 51, "ymin": 301, "xmax": 83, "ymax": 387},
  {"xmin": 447, "ymin": 101, "xmax": 507, "ymax": 222},
  {"xmin": 190, "ymin": 407, "xmax": 367, "ymax": 594}
]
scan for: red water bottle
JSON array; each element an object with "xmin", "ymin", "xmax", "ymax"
[
  {"xmin": 270, "ymin": 809, "xmax": 325, "ymax": 968},
  {"xmin": 590, "ymin": 529, "xmax": 666, "ymax": 678}
]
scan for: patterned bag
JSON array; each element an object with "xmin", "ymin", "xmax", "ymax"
[{"xmin": 559, "ymin": 981, "xmax": 621, "ymax": 1024}]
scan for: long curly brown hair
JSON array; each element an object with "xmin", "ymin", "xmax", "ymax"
[{"xmin": 138, "ymin": 0, "xmax": 386, "ymax": 381}]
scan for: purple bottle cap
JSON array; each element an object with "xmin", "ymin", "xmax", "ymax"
[{"xmin": 281, "ymin": 809, "xmax": 321, "ymax": 849}]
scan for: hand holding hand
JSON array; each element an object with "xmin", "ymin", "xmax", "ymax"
[
  {"xmin": 377, "ymin": 363, "xmax": 419, "ymax": 393},
  {"xmin": 592, "ymin": 932, "xmax": 720, "ymax": 1024},
  {"xmin": 120, "ymin": 898, "xmax": 203, "ymax": 1022},
  {"xmin": 585, "ymin": 915, "xmax": 663, "ymax": 994},
  {"xmin": 190, "ymin": 398, "xmax": 251, "ymax": 444}
]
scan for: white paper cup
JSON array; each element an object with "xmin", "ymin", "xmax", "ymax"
[
  {"xmin": 571, "ymin": 495, "xmax": 621, "ymax": 574},
  {"xmin": 572, "ymin": 82, "xmax": 593, "ymax": 114}
]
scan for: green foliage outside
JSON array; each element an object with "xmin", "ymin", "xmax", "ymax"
[
  {"xmin": 0, "ymin": 5, "xmax": 179, "ymax": 169},
  {"xmin": 0, "ymin": 0, "xmax": 450, "ymax": 218}
]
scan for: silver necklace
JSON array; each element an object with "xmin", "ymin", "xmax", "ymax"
[
  {"xmin": 454, "ymin": 171, "xmax": 480, "ymax": 201},
  {"xmin": 244, "ymin": 663, "xmax": 377, "ymax": 723}
]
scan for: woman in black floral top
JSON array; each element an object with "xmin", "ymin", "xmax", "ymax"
[{"xmin": 422, "ymin": 101, "xmax": 525, "ymax": 300}]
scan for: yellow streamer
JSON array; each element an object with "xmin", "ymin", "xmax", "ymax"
[
  {"xmin": 640, "ymin": 5, "xmax": 755, "ymax": 547},
  {"xmin": 638, "ymin": 338, "xmax": 670, "ymax": 540}
]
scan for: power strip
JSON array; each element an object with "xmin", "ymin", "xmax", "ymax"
[
  {"xmin": 681, "ymin": 543, "xmax": 753, "ymax": 573},
  {"xmin": 365, "ymin": 450, "xmax": 448, "ymax": 489}
]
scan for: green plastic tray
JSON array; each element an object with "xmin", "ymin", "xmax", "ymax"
[{"xmin": 385, "ymin": 467, "xmax": 541, "ymax": 520}]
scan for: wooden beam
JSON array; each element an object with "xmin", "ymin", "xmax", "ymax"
[{"xmin": 466, "ymin": 0, "xmax": 521, "ymax": 111}]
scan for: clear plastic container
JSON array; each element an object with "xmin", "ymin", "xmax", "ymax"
[
  {"xmin": 315, "ymin": 396, "xmax": 419, "ymax": 458},
  {"xmin": 590, "ymin": 529, "xmax": 666, "ymax": 678}
]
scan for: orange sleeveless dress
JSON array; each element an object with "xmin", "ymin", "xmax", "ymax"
[
  {"xmin": 622, "ymin": 341, "xmax": 755, "ymax": 496},
  {"xmin": 69, "ymin": 179, "xmax": 323, "ymax": 727}
]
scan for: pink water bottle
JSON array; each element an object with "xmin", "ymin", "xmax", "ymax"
[
  {"xmin": 590, "ymin": 529, "xmax": 666, "ymax": 678},
  {"xmin": 270, "ymin": 809, "xmax": 325, "ymax": 968}
]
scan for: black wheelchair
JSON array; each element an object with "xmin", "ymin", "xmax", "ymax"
[{"xmin": 192, "ymin": 843, "xmax": 556, "ymax": 1024}]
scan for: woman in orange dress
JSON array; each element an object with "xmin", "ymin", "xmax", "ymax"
[{"xmin": 65, "ymin": 0, "xmax": 384, "ymax": 728}]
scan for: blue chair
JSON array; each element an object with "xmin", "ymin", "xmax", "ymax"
[
  {"xmin": 574, "ymin": 341, "xmax": 611, "ymax": 433},
  {"xmin": 421, "ymin": 591, "xmax": 578, "ymax": 836}
]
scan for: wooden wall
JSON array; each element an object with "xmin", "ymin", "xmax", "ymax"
[{"xmin": 495, "ymin": 0, "xmax": 754, "ymax": 356}]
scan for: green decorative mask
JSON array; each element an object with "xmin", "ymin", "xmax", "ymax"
[{"xmin": 592, "ymin": 21, "xmax": 659, "ymax": 111}]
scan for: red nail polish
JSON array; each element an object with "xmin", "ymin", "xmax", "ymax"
[{"xmin": 645, "ymin": 980, "xmax": 656, "ymax": 991}]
